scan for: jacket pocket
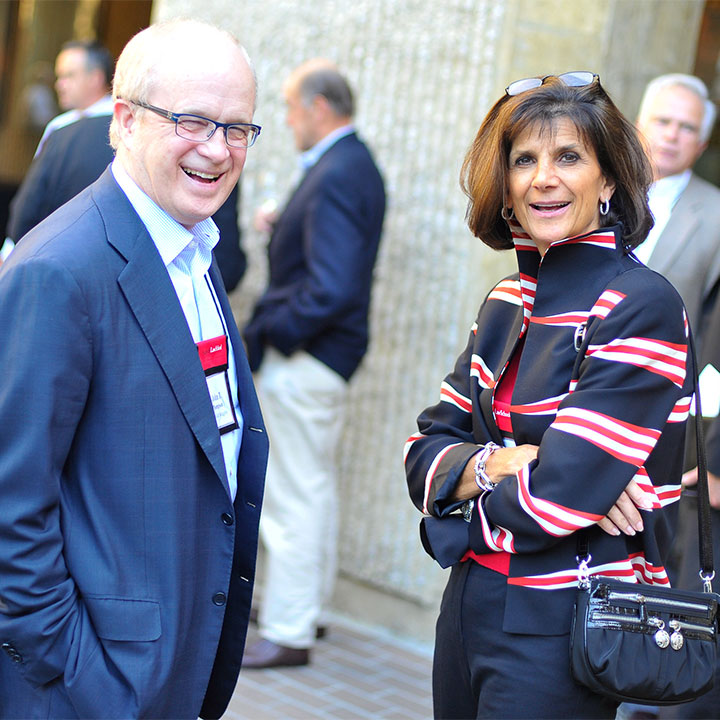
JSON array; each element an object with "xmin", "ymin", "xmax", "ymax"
[{"xmin": 83, "ymin": 596, "xmax": 161, "ymax": 642}]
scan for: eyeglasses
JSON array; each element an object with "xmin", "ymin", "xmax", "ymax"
[
  {"xmin": 505, "ymin": 71, "xmax": 599, "ymax": 97},
  {"xmin": 126, "ymin": 99, "xmax": 261, "ymax": 148}
]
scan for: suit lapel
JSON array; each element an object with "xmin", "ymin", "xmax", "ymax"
[
  {"xmin": 649, "ymin": 176, "xmax": 702, "ymax": 275},
  {"xmin": 93, "ymin": 170, "xmax": 229, "ymax": 490},
  {"xmin": 208, "ymin": 261, "xmax": 269, "ymax": 494}
]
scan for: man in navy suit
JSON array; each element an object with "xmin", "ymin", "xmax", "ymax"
[
  {"xmin": 243, "ymin": 60, "xmax": 385, "ymax": 668},
  {"xmin": 0, "ymin": 18, "xmax": 267, "ymax": 719}
]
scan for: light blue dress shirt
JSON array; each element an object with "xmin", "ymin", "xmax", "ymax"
[
  {"xmin": 298, "ymin": 123, "xmax": 355, "ymax": 171},
  {"xmin": 111, "ymin": 159, "xmax": 242, "ymax": 500}
]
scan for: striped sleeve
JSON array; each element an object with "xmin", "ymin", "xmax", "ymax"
[
  {"xmin": 404, "ymin": 320, "xmax": 486, "ymax": 516},
  {"xmin": 404, "ymin": 278, "xmax": 521, "ymax": 517}
]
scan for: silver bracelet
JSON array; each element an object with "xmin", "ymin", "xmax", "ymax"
[{"xmin": 474, "ymin": 442, "xmax": 501, "ymax": 491}]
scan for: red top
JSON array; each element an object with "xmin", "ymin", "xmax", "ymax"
[{"xmin": 464, "ymin": 340, "xmax": 524, "ymax": 576}]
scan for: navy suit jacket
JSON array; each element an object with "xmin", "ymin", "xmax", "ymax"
[
  {"xmin": 244, "ymin": 132, "xmax": 386, "ymax": 380},
  {"xmin": 0, "ymin": 169, "xmax": 267, "ymax": 719}
]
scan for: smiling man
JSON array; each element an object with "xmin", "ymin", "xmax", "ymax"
[{"xmin": 0, "ymin": 18, "xmax": 267, "ymax": 719}]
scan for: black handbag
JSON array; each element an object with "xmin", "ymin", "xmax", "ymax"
[{"xmin": 570, "ymin": 334, "xmax": 720, "ymax": 705}]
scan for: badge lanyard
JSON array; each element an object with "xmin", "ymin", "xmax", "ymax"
[{"xmin": 194, "ymin": 274, "xmax": 240, "ymax": 436}]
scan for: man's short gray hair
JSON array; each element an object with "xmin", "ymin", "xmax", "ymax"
[
  {"xmin": 638, "ymin": 73, "xmax": 716, "ymax": 143},
  {"xmin": 298, "ymin": 68, "xmax": 354, "ymax": 118}
]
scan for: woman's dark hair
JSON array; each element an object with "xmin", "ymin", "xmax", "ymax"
[{"xmin": 460, "ymin": 76, "xmax": 653, "ymax": 251}]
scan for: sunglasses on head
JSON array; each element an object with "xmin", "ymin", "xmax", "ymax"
[{"xmin": 505, "ymin": 71, "xmax": 599, "ymax": 97}]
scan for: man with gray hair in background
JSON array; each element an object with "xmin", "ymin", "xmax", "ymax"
[
  {"xmin": 634, "ymin": 73, "xmax": 720, "ymax": 335},
  {"xmin": 0, "ymin": 18, "xmax": 267, "ymax": 719},
  {"xmin": 627, "ymin": 74, "xmax": 720, "ymax": 720},
  {"xmin": 243, "ymin": 59, "xmax": 386, "ymax": 669}
]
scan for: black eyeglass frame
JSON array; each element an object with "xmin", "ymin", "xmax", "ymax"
[
  {"xmin": 505, "ymin": 71, "xmax": 599, "ymax": 97},
  {"xmin": 125, "ymin": 99, "xmax": 262, "ymax": 148}
]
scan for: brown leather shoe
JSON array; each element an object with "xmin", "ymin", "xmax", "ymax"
[
  {"xmin": 241, "ymin": 639, "xmax": 309, "ymax": 669},
  {"xmin": 248, "ymin": 607, "xmax": 327, "ymax": 639}
]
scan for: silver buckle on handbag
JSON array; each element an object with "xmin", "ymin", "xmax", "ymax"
[{"xmin": 576, "ymin": 553, "xmax": 592, "ymax": 589}]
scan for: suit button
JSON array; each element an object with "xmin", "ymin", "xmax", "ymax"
[
  {"xmin": 2, "ymin": 642, "xmax": 22, "ymax": 663},
  {"xmin": 212, "ymin": 592, "xmax": 227, "ymax": 606},
  {"xmin": 221, "ymin": 513, "xmax": 234, "ymax": 526}
]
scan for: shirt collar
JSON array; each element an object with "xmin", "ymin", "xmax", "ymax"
[
  {"xmin": 299, "ymin": 124, "xmax": 355, "ymax": 170},
  {"xmin": 111, "ymin": 159, "xmax": 219, "ymax": 270},
  {"xmin": 649, "ymin": 169, "xmax": 692, "ymax": 207},
  {"xmin": 82, "ymin": 94, "xmax": 115, "ymax": 118}
]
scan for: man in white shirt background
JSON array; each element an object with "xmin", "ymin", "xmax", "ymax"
[
  {"xmin": 35, "ymin": 39, "xmax": 114, "ymax": 156},
  {"xmin": 0, "ymin": 40, "xmax": 115, "ymax": 262}
]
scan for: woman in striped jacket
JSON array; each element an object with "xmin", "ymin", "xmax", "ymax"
[{"xmin": 405, "ymin": 73, "xmax": 694, "ymax": 719}]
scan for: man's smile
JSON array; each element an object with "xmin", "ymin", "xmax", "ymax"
[{"xmin": 183, "ymin": 167, "xmax": 221, "ymax": 183}]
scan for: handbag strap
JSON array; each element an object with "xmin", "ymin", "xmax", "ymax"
[
  {"xmin": 576, "ymin": 324, "xmax": 715, "ymax": 591},
  {"xmin": 688, "ymin": 329, "xmax": 715, "ymax": 588}
]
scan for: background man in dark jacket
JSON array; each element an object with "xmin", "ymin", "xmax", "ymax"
[{"xmin": 243, "ymin": 59, "xmax": 386, "ymax": 668}]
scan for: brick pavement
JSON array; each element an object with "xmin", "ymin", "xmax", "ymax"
[{"xmin": 225, "ymin": 616, "xmax": 433, "ymax": 719}]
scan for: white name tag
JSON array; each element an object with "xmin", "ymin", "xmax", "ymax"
[{"xmin": 197, "ymin": 334, "xmax": 239, "ymax": 434}]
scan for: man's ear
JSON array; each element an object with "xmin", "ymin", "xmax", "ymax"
[
  {"xmin": 312, "ymin": 94, "xmax": 331, "ymax": 118},
  {"xmin": 91, "ymin": 67, "xmax": 108, "ymax": 92},
  {"xmin": 695, "ymin": 141, "xmax": 709, "ymax": 165},
  {"xmin": 113, "ymin": 100, "xmax": 136, "ymax": 144}
]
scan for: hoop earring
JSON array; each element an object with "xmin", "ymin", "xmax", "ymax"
[
  {"xmin": 599, "ymin": 199, "xmax": 610, "ymax": 216},
  {"xmin": 501, "ymin": 206, "xmax": 514, "ymax": 220}
]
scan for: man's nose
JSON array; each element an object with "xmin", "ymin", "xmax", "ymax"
[
  {"xmin": 662, "ymin": 122, "xmax": 680, "ymax": 141},
  {"xmin": 198, "ymin": 128, "xmax": 231, "ymax": 158}
]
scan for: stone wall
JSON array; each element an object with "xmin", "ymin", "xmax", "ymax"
[{"xmin": 154, "ymin": 0, "xmax": 705, "ymax": 640}]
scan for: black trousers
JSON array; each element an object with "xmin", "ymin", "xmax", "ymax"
[{"xmin": 433, "ymin": 561, "xmax": 618, "ymax": 720}]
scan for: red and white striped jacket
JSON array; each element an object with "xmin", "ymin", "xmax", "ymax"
[{"xmin": 404, "ymin": 225, "xmax": 693, "ymax": 635}]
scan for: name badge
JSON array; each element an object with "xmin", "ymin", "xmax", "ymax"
[{"xmin": 196, "ymin": 334, "xmax": 239, "ymax": 435}]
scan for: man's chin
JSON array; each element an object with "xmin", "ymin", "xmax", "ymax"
[{"xmin": 176, "ymin": 195, "xmax": 231, "ymax": 229}]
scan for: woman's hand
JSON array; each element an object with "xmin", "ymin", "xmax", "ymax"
[
  {"xmin": 597, "ymin": 478, "xmax": 653, "ymax": 536},
  {"xmin": 681, "ymin": 467, "xmax": 720, "ymax": 509},
  {"xmin": 453, "ymin": 444, "xmax": 538, "ymax": 501}
]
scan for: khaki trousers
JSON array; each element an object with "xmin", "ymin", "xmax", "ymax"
[{"xmin": 254, "ymin": 348, "xmax": 347, "ymax": 648}]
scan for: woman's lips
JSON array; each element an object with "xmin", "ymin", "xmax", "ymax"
[{"xmin": 529, "ymin": 201, "xmax": 570, "ymax": 214}]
